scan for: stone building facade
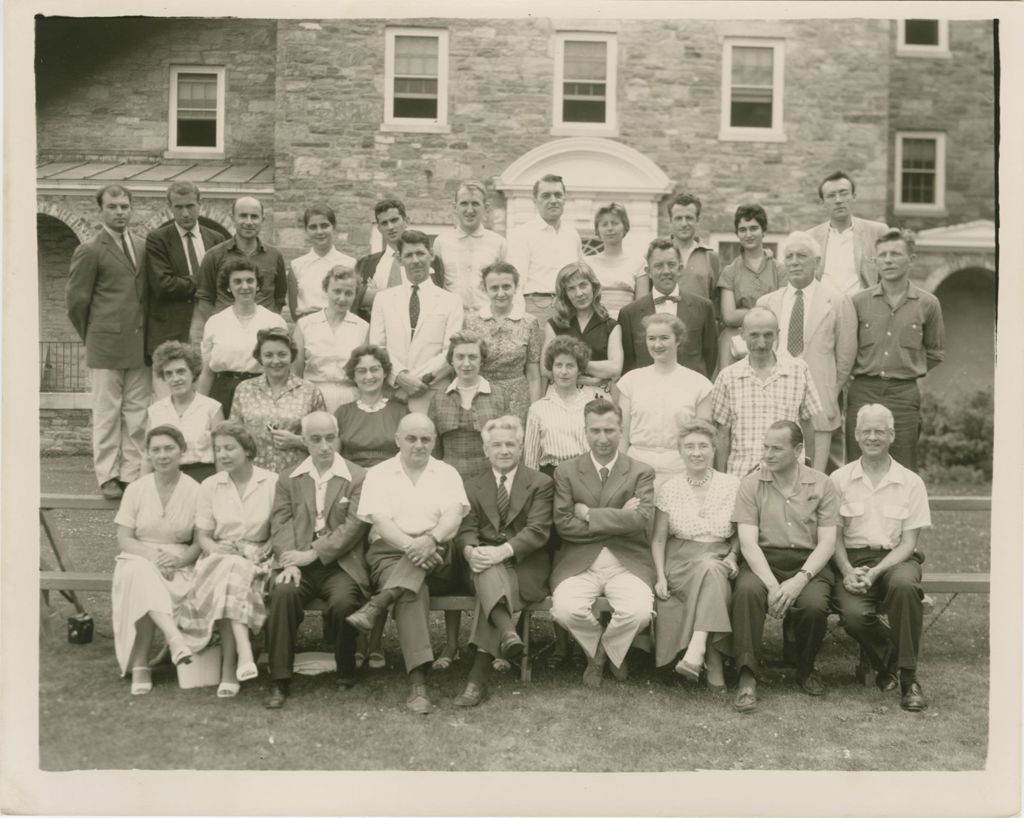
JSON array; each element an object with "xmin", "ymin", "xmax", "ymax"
[{"xmin": 35, "ymin": 15, "xmax": 996, "ymax": 451}]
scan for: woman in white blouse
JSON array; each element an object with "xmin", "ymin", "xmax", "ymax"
[
  {"xmin": 196, "ymin": 258, "xmax": 287, "ymax": 416},
  {"xmin": 176, "ymin": 421, "xmax": 279, "ymax": 697},
  {"xmin": 292, "ymin": 265, "xmax": 369, "ymax": 412},
  {"xmin": 146, "ymin": 341, "xmax": 224, "ymax": 482},
  {"xmin": 287, "ymin": 204, "xmax": 357, "ymax": 320},
  {"xmin": 585, "ymin": 203, "xmax": 648, "ymax": 318},
  {"xmin": 651, "ymin": 419, "xmax": 740, "ymax": 690}
]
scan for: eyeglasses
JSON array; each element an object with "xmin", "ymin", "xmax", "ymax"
[{"xmin": 824, "ymin": 190, "xmax": 853, "ymax": 202}]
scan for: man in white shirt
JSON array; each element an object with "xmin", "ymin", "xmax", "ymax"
[
  {"xmin": 264, "ymin": 412, "xmax": 370, "ymax": 709},
  {"xmin": 506, "ymin": 173, "xmax": 582, "ymax": 325},
  {"xmin": 348, "ymin": 414, "xmax": 470, "ymax": 715},
  {"xmin": 757, "ymin": 231, "xmax": 856, "ymax": 471},
  {"xmin": 369, "ymin": 230, "xmax": 464, "ymax": 413},
  {"xmin": 806, "ymin": 170, "xmax": 888, "ymax": 296},
  {"xmin": 432, "ymin": 180, "xmax": 509, "ymax": 312}
]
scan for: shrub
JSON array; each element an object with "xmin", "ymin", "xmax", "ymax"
[{"xmin": 918, "ymin": 387, "xmax": 994, "ymax": 481}]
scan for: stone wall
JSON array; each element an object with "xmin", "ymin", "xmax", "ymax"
[{"xmin": 40, "ymin": 410, "xmax": 92, "ymax": 455}]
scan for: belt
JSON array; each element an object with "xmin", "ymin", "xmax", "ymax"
[{"xmin": 851, "ymin": 374, "xmax": 918, "ymax": 382}]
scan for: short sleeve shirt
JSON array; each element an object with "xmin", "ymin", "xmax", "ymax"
[
  {"xmin": 290, "ymin": 248, "xmax": 358, "ymax": 315},
  {"xmin": 732, "ymin": 463, "xmax": 839, "ymax": 550},
  {"xmin": 196, "ymin": 466, "xmax": 279, "ymax": 545},
  {"xmin": 718, "ymin": 254, "xmax": 787, "ymax": 308},
  {"xmin": 829, "ymin": 457, "xmax": 931, "ymax": 549},
  {"xmin": 656, "ymin": 470, "xmax": 740, "ymax": 542},
  {"xmin": 618, "ymin": 365, "xmax": 713, "ymax": 451},
  {"xmin": 201, "ymin": 305, "xmax": 287, "ymax": 373},
  {"xmin": 146, "ymin": 393, "xmax": 223, "ymax": 465}
]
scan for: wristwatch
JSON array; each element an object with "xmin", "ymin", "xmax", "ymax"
[{"xmin": 798, "ymin": 568, "xmax": 813, "ymax": 581}]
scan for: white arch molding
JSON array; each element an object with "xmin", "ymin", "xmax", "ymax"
[
  {"xmin": 495, "ymin": 137, "xmax": 675, "ymax": 255},
  {"xmin": 921, "ymin": 255, "xmax": 996, "ymax": 294},
  {"xmin": 37, "ymin": 201, "xmax": 92, "ymax": 244}
]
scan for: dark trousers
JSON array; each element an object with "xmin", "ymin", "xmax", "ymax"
[
  {"xmin": 731, "ymin": 548, "xmax": 835, "ymax": 678},
  {"xmin": 265, "ymin": 560, "xmax": 363, "ymax": 681},
  {"xmin": 833, "ymin": 549, "xmax": 924, "ymax": 672},
  {"xmin": 210, "ymin": 370, "xmax": 259, "ymax": 418},
  {"xmin": 469, "ymin": 563, "xmax": 520, "ymax": 657},
  {"xmin": 846, "ymin": 376, "xmax": 921, "ymax": 471}
]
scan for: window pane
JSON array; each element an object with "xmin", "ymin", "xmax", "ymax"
[
  {"xmin": 177, "ymin": 120, "xmax": 217, "ymax": 148},
  {"xmin": 901, "ymin": 172, "xmax": 936, "ymax": 204},
  {"xmin": 176, "ymin": 72, "xmax": 218, "ymax": 147},
  {"xmin": 395, "ymin": 77, "xmax": 438, "ymax": 97},
  {"xmin": 732, "ymin": 47, "xmax": 774, "ymax": 86},
  {"xmin": 564, "ymin": 40, "xmax": 607, "ymax": 81},
  {"xmin": 902, "ymin": 138, "xmax": 936, "ymax": 169},
  {"xmin": 394, "ymin": 96, "xmax": 438, "ymax": 119},
  {"xmin": 731, "ymin": 87, "xmax": 773, "ymax": 128},
  {"xmin": 563, "ymin": 98, "xmax": 606, "ymax": 123},
  {"xmin": 395, "ymin": 36, "xmax": 439, "ymax": 77},
  {"xmin": 904, "ymin": 20, "xmax": 940, "ymax": 45},
  {"xmin": 729, "ymin": 47, "xmax": 775, "ymax": 129}
]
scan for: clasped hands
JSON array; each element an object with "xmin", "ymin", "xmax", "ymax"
[
  {"xmin": 406, "ymin": 534, "xmax": 444, "ymax": 571},
  {"xmin": 464, "ymin": 544, "xmax": 510, "ymax": 574},
  {"xmin": 767, "ymin": 574, "xmax": 809, "ymax": 619},
  {"xmin": 842, "ymin": 566, "xmax": 874, "ymax": 595},
  {"xmin": 275, "ymin": 548, "xmax": 319, "ymax": 584},
  {"xmin": 155, "ymin": 548, "xmax": 179, "ymax": 580}
]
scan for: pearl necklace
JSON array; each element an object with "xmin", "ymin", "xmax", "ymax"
[{"xmin": 685, "ymin": 471, "xmax": 712, "ymax": 488}]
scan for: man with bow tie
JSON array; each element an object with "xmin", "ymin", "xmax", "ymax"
[
  {"xmin": 453, "ymin": 415, "xmax": 553, "ymax": 707},
  {"xmin": 264, "ymin": 411, "xmax": 370, "ymax": 708},
  {"xmin": 618, "ymin": 238, "xmax": 716, "ymax": 377}
]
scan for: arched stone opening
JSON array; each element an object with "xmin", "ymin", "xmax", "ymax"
[{"xmin": 37, "ymin": 213, "xmax": 88, "ymax": 392}]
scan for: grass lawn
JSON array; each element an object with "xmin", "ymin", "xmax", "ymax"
[{"xmin": 38, "ymin": 456, "xmax": 991, "ymax": 771}]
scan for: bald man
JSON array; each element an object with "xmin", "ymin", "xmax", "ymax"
[
  {"xmin": 347, "ymin": 413, "xmax": 470, "ymax": 715},
  {"xmin": 190, "ymin": 196, "xmax": 288, "ymax": 344}
]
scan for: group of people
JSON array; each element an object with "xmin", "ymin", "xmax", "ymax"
[{"xmin": 65, "ymin": 167, "xmax": 944, "ymax": 715}]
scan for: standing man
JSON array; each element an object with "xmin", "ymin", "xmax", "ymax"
[
  {"xmin": 346, "ymin": 413, "xmax": 470, "ymax": 715},
  {"xmin": 264, "ymin": 412, "xmax": 369, "ymax": 709},
  {"xmin": 757, "ymin": 231, "xmax": 857, "ymax": 471},
  {"xmin": 830, "ymin": 404, "xmax": 931, "ymax": 712},
  {"xmin": 191, "ymin": 196, "xmax": 287, "ymax": 343},
  {"xmin": 730, "ymin": 421, "xmax": 839, "ymax": 711},
  {"xmin": 507, "ymin": 174, "xmax": 582, "ymax": 325},
  {"xmin": 454, "ymin": 416, "xmax": 553, "ymax": 707},
  {"xmin": 432, "ymin": 180, "xmax": 508, "ymax": 312},
  {"xmin": 807, "ymin": 170, "xmax": 888, "ymax": 296},
  {"xmin": 369, "ymin": 230, "xmax": 464, "ymax": 413},
  {"xmin": 711, "ymin": 307, "xmax": 824, "ymax": 477},
  {"xmin": 846, "ymin": 229, "xmax": 944, "ymax": 471},
  {"xmin": 353, "ymin": 198, "xmax": 445, "ymax": 321},
  {"xmin": 65, "ymin": 185, "xmax": 150, "ymax": 500},
  {"xmin": 550, "ymin": 399, "xmax": 656, "ymax": 687},
  {"xmin": 618, "ymin": 238, "xmax": 717, "ymax": 376},
  {"xmin": 145, "ymin": 182, "xmax": 221, "ymax": 361},
  {"xmin": 666, "ymin": 193, "xmax": 720, "ymax": 303}
]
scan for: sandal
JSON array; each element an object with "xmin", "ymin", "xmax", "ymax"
[
  {"xmin": 367, "ymin": 652, "xmax": 386, "ymax": 670},
  {"xmin": 236, "ymin": 661, "xmax": 259, "ymax": 682},
  {"xmin": 131, "ymin": 667, "xmax": 152, "ymax": 695},
  {"xmin": 431, "ymin": 649, "xmax": 460, "ymax": 671},
  {"xmin": 674, "ymin": 657, "xmax": 704, "ymax": 682},
  {"xmin": 217, "ymin": 681, "xmax": 240, "ymax": 698}
]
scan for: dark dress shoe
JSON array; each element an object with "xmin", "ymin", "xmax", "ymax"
[
  {"xmin": 264, "ymin": 683, "xmax": 288, "ymax": 709},
  {"xmin": 454, "ymin": 682, "xmax": 488, "ymax": 707},
  {"xmin": 901, "ymin": 681, "xmax": 928, "ymax": 712},
  {"xmin": 797, "ymin": 672, "xmax": 826, "ymax": 696},
  {"xmin": 335, "ymin": 674, "xmax": 356, "ymax": 690},
  {"xmin": 875, "ymin": 671, "xmax": 899, "ymax": 693},
  {"xmin": 500, "ymin": 630, "xmax": 525, "ymax": 662},
  {"xmin": 733, "ymin": 687, "xmax": 757, "ymax": 713},
  {"xmin": 100, "ymin": 479, "xmax": 123, "ymax": 500},
  {"xmin": 346, "ymin": 601, "xmax": 384, "ymax": 636},
  {"xmin": 406, "ymin": 683, "xmax": 432, "ymax": 715}
]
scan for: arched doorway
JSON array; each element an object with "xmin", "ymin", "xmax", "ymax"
[
  {"xmin": 922, "ymin": 267, "xmax": 996, "ymax": 400},
  {"xmin": 37, "ymin": 214, "xmax": 86, "ymax": 391}
]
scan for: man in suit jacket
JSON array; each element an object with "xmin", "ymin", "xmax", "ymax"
[
  {"xmin": 144, "ymin": 182, "xmax": 222, "ymax": 363},
  {"xmin": 370, "ymin": 229, "xmax": 464, "ymax": 413},
  {"xmin": 264, "ymin": 411, "xmax": 370, "ymax": 709},
  {"xmin": 65, "ymin": 185, "xmax": 150, "ymax": 499},
  {"xmin": 807, "ymin": 170, "xmax": 888, "ymax": 296},
  {"xmin": 619, "ymin": 238, "xmax": 716, "ymax": 376},
  {"xmin": 757, "ymin": 231, "xmax": 857, "ymax": 471},
  {"xmin": 551, "ymin": 398, "xmax": 656, "ymax": 687},
  {"xmin": 353, "ymin": 198, "xmax": 445, "ymax": 321},
  {"xmin": 453, "ymin": 415, "xmax": 554, "ymax": 707}
]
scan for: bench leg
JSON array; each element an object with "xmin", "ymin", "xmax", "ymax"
[{"xmin": 521, "ymin": 611, "xmax": 531, "ymax": 683}]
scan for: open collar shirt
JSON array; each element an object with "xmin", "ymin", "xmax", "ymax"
[
  {"xmin": 197, "ymin": 235, "xmax": 287, "ymax": 313},
  {"xmin": 823, "ymin": 223, "xmax": 859, "ymax": 296},
  {"xmin": 433, "ymin": 225, "xmax": 508, "ymax": 310},
  {"xmin": 195, "ymin": 465, "xmax": 278, "ymax": 545},
  {"xmin": 829, "ymin": 456, "xmax": 931, "ymax": 549},
  {"xmin": 291, "ymin": 453, "xmax": 354, "ymax": 532},
  {"xmin": 508, "ymin": 215, "xmax": 582, "ymax": 296},
  {"xmin": 523, "ymin": 384, "xmax": 602, "ymax": 469},
  {"xmin": 290, "ymin": 247, "xmax": 358, "ymax": 315},
  {"xmin": 851, "ymin": 282, "xmax": 945, "ymax": 380},
  {"xmin": 732, "ymin": 462, "xmax": 839, "ymax": 550}
]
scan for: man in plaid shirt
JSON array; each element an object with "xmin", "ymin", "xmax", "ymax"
[{"xmin": 711, "ymin": 307, "xmax": 823, "ymax": 477}]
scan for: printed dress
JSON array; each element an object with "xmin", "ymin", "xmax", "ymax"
[{"xmin": 465, "ymin": 309, "xmax": 542, "ymax": 423}]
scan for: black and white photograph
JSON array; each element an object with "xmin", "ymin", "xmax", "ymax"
[{"xmin": 2, "ymin": 1, "xmax": 1022, "ymax": 815}]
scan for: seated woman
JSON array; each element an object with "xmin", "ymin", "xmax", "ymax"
[
  {"xmin": 287, "ymin": 203, "xmax": 357, "ymax": 320},
  {"xmin": 542, "ymin": 262, "xmax": 623, "ymax": 393},
  {"xmin": 112, "ymin": 425, "xmax": 202, "ymax": 694},
  {"xmin": 464, "ymin": 261, "xmax": 542, "ymax": 423},
  {"xmin": 146, "ymin": 341, "xmax": 224, "ymax": 483},
  {"xmin": 176, "ymin": 422, "xmax": 279, "ymax": 697},
  {"xmin": 231, "ymin": 327, "xmax": 326, "ymax": 475},
  {"xmin": 334, "ymin": 344, "xmax": 409, "ymax": 670},
  {"xmin": 426, "ymin": 329, "xmax": 508, "ymax": 671},
  {"xmin": 585, "ymin": 203, "xmax": 648, "ymax": 318},
  {"xmin": 651, "ymin": 419, "xmax": 740, "ymax": 690},
  {"xmin": 292, "ymin": 265, "xmax": 369, "ymax": 412},
  {"xmin": 617, "ymin": 313, "xmax": 713, "ymax": 491}
]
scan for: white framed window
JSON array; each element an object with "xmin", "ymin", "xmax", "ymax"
[
  {"xmin": 719, "ymin": 39, "xmax": 785, "ymax": 142},
  {"xmin": 894, "ymin": 132, "xmax": 947, "ymax": 214},
  {"xmin": 167, "ymin": 66, "xmax": 226, "ymax": 157},
  {"xmin": 383, "ymin": 27, "xmax": 449, "ymax": 133},
  {"xmin": 896, "ymin": 20, "xmax": 950, "ymax": 57},
  {"xmin": 552, "ymin": 32, "xmax": 617, "ymax": 135}
]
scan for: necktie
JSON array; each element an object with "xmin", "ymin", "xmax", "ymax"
[
  {"xmin": 387, "ymin": 253, "xmax": 403, "ymax": 287},
  {"xmin": 654, "ymin": 294, "xmax": 679, "ymax": 304},
  {"xmin": 185, "ymin": 231, "xmax": 200, "ymax": 278},
  {"xmin": 599, "ymin": 466, "xmax": 609, "ymax": 483},
  {"xmin": 121, "ymin": 234, "xmax": 135, "ymax": 270},
  {"xmin": 788, "ymin": 289, "xmax": 805, "ymax": 356},
  {"xmin": 409, "ymin": 284, "xmax": 421, "ymax": 333},
  {"xmin": 496, "ymin": 474, "xmax": 510, "ymax": 524}
]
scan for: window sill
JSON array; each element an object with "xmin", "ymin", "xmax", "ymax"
[
  {"xmin": 718, "ymin": 129, "xmax": 787, "ymax": 143},
  {"xmin": 550, "ymin": 124, "xmax": 619, "ymax": 138},
  {"xmin": 895, "ymin": 48, "xmax": 952, "ymax": 59},
  {"xmin": 894, "ymin": 204, "xmax": 948, "ymax": 217},
  {"xmin": 163, "ymin": 149, "xmax": 226, "ymax": 160},
  {"xmin": 380, "ymin": 121, "xmax": 451, "ymax": 134}
]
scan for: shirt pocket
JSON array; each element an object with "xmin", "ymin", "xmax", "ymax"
[
  {"xmin": 858, "ymin": 320, "xmax": 881, "ymax": 348},
  {"xmin": 840, "ymin": 501, "xmax": 866, "ymax": 519},
  {"xmin": 899, "ymin": 322, "xmax": 923, "ymax": 350},
  {"xmin": 881, "ymin": 504, "xmax": 909, "ymax": 546}
]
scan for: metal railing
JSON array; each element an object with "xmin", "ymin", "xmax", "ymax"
[{"xmin": 40, "ymin": 341, "xmax": 89, "ymax": 392}]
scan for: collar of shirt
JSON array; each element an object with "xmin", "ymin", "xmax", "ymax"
[
  {"xmin": 401, "ymin": 277, "xmax": 436, "ymax": 294},
  {"xmin": 445, "ymin": 376, "xmax": 493, "ymax": 395},
  {"xmin": 868, "ymin": 282, "xmax": 921, "ymax": 301},
  {"xmin": 757, "ymin": 462, "xmax": 818, "ymax": 487},
  {"xmin": 229, "ymin": 235, "xmax": 266, "ymax": 254},
  {"xmin": 785, "ymin": 279, "xmax": 819, "ymax": 300},
  {"xmin": 290, "ymin": 452, "xmax": 353, "ymax": 482},
  {"xmin": 454, "ymin": 225, "xmax": 487, "ymax": 239},
  {"xmin": 590, "ymin": 451, "xmax": 619, "ymax": 477},
  {"xmin": 102, "ymin": 225, "xmax": 131, "ymax": 246},
  {"xmin": 735, "ymin": 354, "xmax": 783, "ymax": 380},
  {"xmin": 653, "ymin": 286, "xmax": 682, "ymax": 301},
  {"xmin": 542, "ymin": 384, "xmax": 589, "ymax": 405},
  {"xmin": 849, "ymin": 456, "xmax": 906, "ymax": 490},
  {"xmin": 356, "ymin": 396, "xmax": 389, "ymax": 413},
  {"xmin": 478, "ymin": 301, "xmax": 526, "ymax": 320},
  {"xmin": 493, "ymin": 467, "xmax": 518, "ymax": 488},
  {"xmin": 213, "ymin": 465, "xmax": 273, "ymax": 498},
  {"xmin": 175, "ymin": 223, "xmax": 199, "ymax": 241},
  {"xmin": 256, "ymin": 374, "xmax": 304, "ymax": 395},
  {"xmin": 528, "ymin": 215, "xmax": 569, "ymax": 235},
  {"xmin": 828, "ymin": 222, "xmax": 854, "ymax": 237}
]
